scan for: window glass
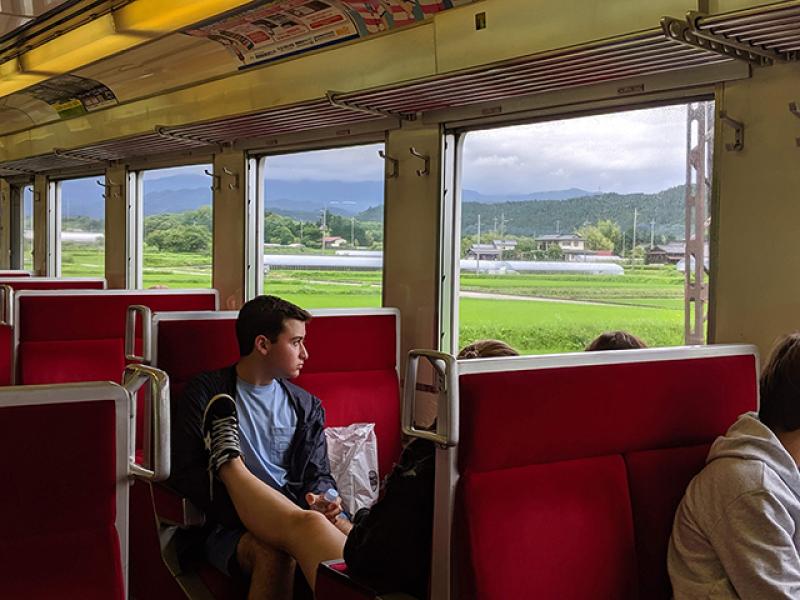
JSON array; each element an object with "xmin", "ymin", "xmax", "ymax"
[
  {"xmin": 58, "ymin": 177, "xmax": 105, "ymax": 278},
  {"xmin": 261, "ymin": 144, "xmax": 384, "ymax": 308},
  {"xmin": 141, "ymin": 165, "xmax": 213, "ymax": 288},
  {"xmin": 457, "ymin": 101, "xmax": 714, "ymax": 354}
]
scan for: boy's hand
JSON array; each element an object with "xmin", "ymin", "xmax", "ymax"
[{"xmin": 305, "ymin": 491, "xmax": 343, "ymax": 522}]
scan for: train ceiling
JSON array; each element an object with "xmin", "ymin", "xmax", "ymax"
[{"xmin": 0, "ymin": 0, "xmax": 799, "ymax": 176}]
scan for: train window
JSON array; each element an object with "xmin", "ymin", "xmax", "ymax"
[
  {"xmin": 260, "ymin": 143, "xmax": 384, "ymax": 309},
  {"xmin": 140, "ymin": 165, "xmax": 213, "ymax": 289},
  {"xmin": 57, "ymin": 177, "xmax": 105, "ymax": 278},
  {"xmin": 22, "ymin": 185, "xmax": 33, "ymax": 271},
  {"xmin": 455, "ymin": 101, "xmax": 714, "ymax": 355}
]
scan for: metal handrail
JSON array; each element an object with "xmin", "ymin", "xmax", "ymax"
[
  {"xmin": 125, "ymin": 304, "xmax": 152, "ymax": 363},
  {"xmin": 123, "ymin": 363, "xmax": 170, "ymax": 482},
  {"xmin": 403, "ymin": 349, "xmax": 458, "ymax": 447},
  {"xmin": 0, "ymin": 285, "xmax": 13, "ymax": 326}
]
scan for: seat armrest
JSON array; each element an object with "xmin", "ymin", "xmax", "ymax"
[
  {"xmin": 315, "ymin": 560, "xmax": 419, "ymax": 600},
  {"xmin": 152, "ymin": 484, "xmax": 205, "ymax": 527}
]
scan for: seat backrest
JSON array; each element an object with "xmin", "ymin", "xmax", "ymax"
[
  {"xmin": 0, "ymin": 381, "xmax": 131, "ymax": 599},
  {"xmin": 153, "ymin": 308, "xmax": 402, "ymax": 476},
  {"xmin": 445, "ymin": 345, "xmax": 759, "ymax": 600},
  {"xmin": 0, "ymin": 278, "xmax": 107, "ymax": 325},
  {"xmin": 0, "ymin": 270, "xmax": 30, "ymax": 277},
  {"xmin": 0, "ymin": 324, "xmax": 11, "ymax": 386},
  {"xmin": 14, "ymin": 289, "xmax": 218, "ymax": 385}
]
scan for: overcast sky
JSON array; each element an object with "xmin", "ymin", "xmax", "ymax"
[{"xmin": 144, "ymin": 102, "xmax": 711, "ymax": 195}]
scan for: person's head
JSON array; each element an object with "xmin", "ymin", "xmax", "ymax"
[
  {"xmin": 585, "ymin": 331, "xmax": 647, "ymax": 352},
  {"xmin": 236, "ymin": 295, "xmax": 311, "ymax": 379},
  {"xmin": 457, "ymin": 339, "xmax": 519, "ymax": 359},
  {"xmin": 759, "ymin": 333, "xmax": 800, "ymax": 432}
]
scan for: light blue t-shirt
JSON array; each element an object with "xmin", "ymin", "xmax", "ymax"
[{"xmin": 235, "ymin": 377, "xmax": 298, "ymax": 489}]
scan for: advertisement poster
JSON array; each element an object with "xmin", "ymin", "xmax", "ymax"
[
  {"xmin": 186, "ymin": 0, "xmax": 475, "ymax": 67},
  {"xmin": 26, "ymin": 74, "xmax": 118, "ymax": 119}
]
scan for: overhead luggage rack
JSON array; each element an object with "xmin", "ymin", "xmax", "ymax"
[
  {"xmin": 329, "ymin": 30, "xmax": 731, "ymax": 116},
  {"xmin": 664, "ymin": 2, "xmax": 800, "ymax": 65}
]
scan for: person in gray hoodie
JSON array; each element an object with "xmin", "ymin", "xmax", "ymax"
[{"xmin": 669, "ymin": 334, "xmax": 800, "ymax": 599}]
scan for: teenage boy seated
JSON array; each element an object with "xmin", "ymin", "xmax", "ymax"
[
  {"xmin": 168, "ymin": 295, "xmax": 342, "ymax": 599},
  {"xmin": 668, "ymin": 333, "xmax": 800, "ymax": 599}
]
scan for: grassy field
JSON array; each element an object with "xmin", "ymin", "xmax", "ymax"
[{"xmin": 59, "ymin": 246, "xmax": 688, "ymax": 354}]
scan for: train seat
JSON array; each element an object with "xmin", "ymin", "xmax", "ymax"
[
  {"xmin": 0, "ymin": 380, "xmax": 133, "ymax": 599},
  {"xmin": 0, "ymin": 323, "xmax": 10, "ymax": 386},
  {"xmin": 0, "ymin": 270, "xmax": 31, "ymax": 277},
  {"xmin": 415, "ymin": 344, "xmax": 759, "ymax": 600},
  {"xmin": 13, "ymin": 288, "xmax": 217, "ymax": 385},
  {"xmin": 132, "ymin": 308, "xmax": 402, "ymax": 599}
]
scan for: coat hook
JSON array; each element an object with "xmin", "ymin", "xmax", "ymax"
[
  {"xmin": 409, "ymin": 146, "xmax": 430, "ymax": 177},
  {"xmin": 719, "ymin": 111, "xmax": 744, "ymax": 152},
  {"xmin": 204, "ymin": 169, "xmax": 221, "ymax": 191},
  {"xmin": 378, "ymin": 150, "xmax": 399, "ymax": 178},
  {"xmin": 222, "ymin": 167, "xmax": 240, "ymax": 190}
]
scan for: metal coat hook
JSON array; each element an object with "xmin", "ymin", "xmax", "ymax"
[
  {"xmin": 222, "ymin": 167, "xmax": 240, "ymax": 190},
  {"xmin": 719, "ymin": 111, "xmax": 744, "ymax": 152},
  {"xmin": 378, "ymin": 150, "xmax": 399, "ymax": 178},
  {"xmin": 204, "ymin": 169, "xmax": 221, "ymax": 191},
  {"xmin": 409, "ymin": 146, "xmax": 430, "ymax": 177}
]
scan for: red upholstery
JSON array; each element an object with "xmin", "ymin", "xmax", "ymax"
[
  {"xmin": 455, "ymin": 351, "xmax": 758, "ymax": 600},
  {"xmin": 16, "ymin": 291, "xmax": 217, "ymax": 385},
  {"xmin": 0, "ymin": 400, "xmax": 123, "ymax": 599},
  {"xmin": 316, "ymin": 561, "xmax": 381, "ymax": 600},
  {"xmin": 0, "ymin": 277, "xmax": 105, "ymax": 291},
  {"xmin": 0, "ymin": 271, "xmax": 30, "ymax": 277},
  {"xmin": 0, "ymin": 324, "xmax": 11, "ymax": 385}
]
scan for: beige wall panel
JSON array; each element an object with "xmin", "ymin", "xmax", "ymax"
[
  {"xmin": 0, "ymin": 26, "xmax": 437, "ymax": 162},
  {"xmin": 383, "ymin": 125, "xmax": 442, "ymax": 426},
  {"xmin": 0, "ymin": 179, "xmax": 9, "ymax": 269},
  {"xmin": 213, "ymin": 150, "xmax": 248, "ymax": 310},
  {"xmin": 434, "ymin": 0, "xmax": 772, "ymax": 73},
  {"xmin": 104, "ymin": 165, "xmax": 128, "ymax": 289},
  {"xmin": 712, "ymin": 62, "xmax": 800, "ymax": 359}
]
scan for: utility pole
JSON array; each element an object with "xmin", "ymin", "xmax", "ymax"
[
  {"xmin": 477, "ymin": 214, "xmax": 481, "ymax": 274},
  {"xmin": 650, "ymin": 218, "xmax": 655, "ymax": 249},
  {"xmin": 556, "ymin": 219, "xmax": 560, "ymax": 234},
  {"xmin": 321, "ymin": 207, "xmax": 327, "ymax": 252},
  {"xmin": 632, "ymin": 207, "xmax": 638, "ymax": 269},
  {"xmin": 351, "ymin": 217, "xmax": 355, "ymax": 247},
  {"xmin": 622, "ymin": 231, "xmax": 626, "ymax": 259},
  {"xmin": 300, "ymin": 221, "xmax": 303, "ymax": 244}
]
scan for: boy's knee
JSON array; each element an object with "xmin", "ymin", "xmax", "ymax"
[
  {"xmin": 293, "ymin": 508, "xmax": 329, "ymax": 532},
  {"xmin": 237, "ymin": 532, "xmax": 294, "ymax": 574}
]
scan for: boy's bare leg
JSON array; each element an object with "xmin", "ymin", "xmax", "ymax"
[
  {"xmin": 219, "ymin": 458, "xmax": 346, "ymax": 589},
  {"xmin": 236, "ymin": 532, "xmax": 295, "ymax": 600}
]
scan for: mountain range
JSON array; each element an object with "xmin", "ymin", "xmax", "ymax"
[{"xmin": 59, "ymin": 174, "xmax": 598, "ymax": 220}]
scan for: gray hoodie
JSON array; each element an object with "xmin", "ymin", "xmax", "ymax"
[{"xmin": 668, "ymin": 412, "xmax": 800, "ymax": 599}]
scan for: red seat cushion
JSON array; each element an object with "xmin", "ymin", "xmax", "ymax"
[
  {"xmin": 20, "ymin": 339, "xmax": 124, "ymax": 384},
  {"xmin": 625, "ymin": 443, "xmax": 712, "ymax": 600},
  {"xmin": 461, "ymin": 455, "xmax": 637, "ymax": 600},
  {"xmin": 0, "ymin": 400, "xmax": 123, "ymax": 599}
]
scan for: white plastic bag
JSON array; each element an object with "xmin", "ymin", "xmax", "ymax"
[{"xmin": 324, "ymin": 423, "xmax": 379, "ymax": 515}]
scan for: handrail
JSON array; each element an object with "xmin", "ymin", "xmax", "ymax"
[
  {"xmin": 0, "ymin": 284, "xmax": 13, "ymax": 326},
  {"xmin": 403, "ymin": 349, "xmax": 458, "ymax": 447},
  {"xmin": 125, "ymin": 304, "xmax": 152, "ymax": 364},
  {"xmin": 123, "ymin": 363, "xmax": 170, "ymax": 482}
]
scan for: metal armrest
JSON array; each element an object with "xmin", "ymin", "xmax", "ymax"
[
  {"xmin": 152, "ymin": 484, "xmax": 205, "ymax": 528},
  {"xmin": 316, "ymin": 560, "xmax": 420, "ymax": 600}
]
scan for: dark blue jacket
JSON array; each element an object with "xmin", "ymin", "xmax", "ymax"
[{"xmin": 168, "ymin": 364, "xmax": 336, "ymax": 530}]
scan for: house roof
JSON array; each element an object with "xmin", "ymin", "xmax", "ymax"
[{"xmin": 536, "ymin": 234, "xmax": 584, "ymax": 241}]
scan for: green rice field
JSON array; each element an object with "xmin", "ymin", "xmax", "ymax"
[{"xmin": 59, "ymin": 246, "xmax": 687, "ymax": 355}]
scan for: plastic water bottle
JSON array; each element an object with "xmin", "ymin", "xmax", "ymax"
[{"xmin": 323, "ymin": 488, "xmax": 339, "ymax": 504}]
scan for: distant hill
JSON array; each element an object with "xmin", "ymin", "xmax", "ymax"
[
  {"xmin": 461, "ymin": 188, "xmax": 599, "ymax": 203},
  {"xmin": 459, "ymin": 186, "xmax": 686, "ymax": 238}
]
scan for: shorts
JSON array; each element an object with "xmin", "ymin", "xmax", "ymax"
[{"xmin": 204, "ymin": 524, "xmax": 246, "ymax": 577}]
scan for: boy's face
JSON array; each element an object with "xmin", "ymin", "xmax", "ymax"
[{"xmin": 257, "ymin": 318, "xmax": 308, "ymax": 379}]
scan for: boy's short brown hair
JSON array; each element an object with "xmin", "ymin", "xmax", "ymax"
[
  {"xmin": 236, "ymin": 295, "xmax": 311, "ymax": 356},
  {"xmin": 759, "ymin": 333, "xmax": 800, "ymax": 432},
  {"xmin": 585, "ymin": 331, "xmax": 647, "ymax": 352}
]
